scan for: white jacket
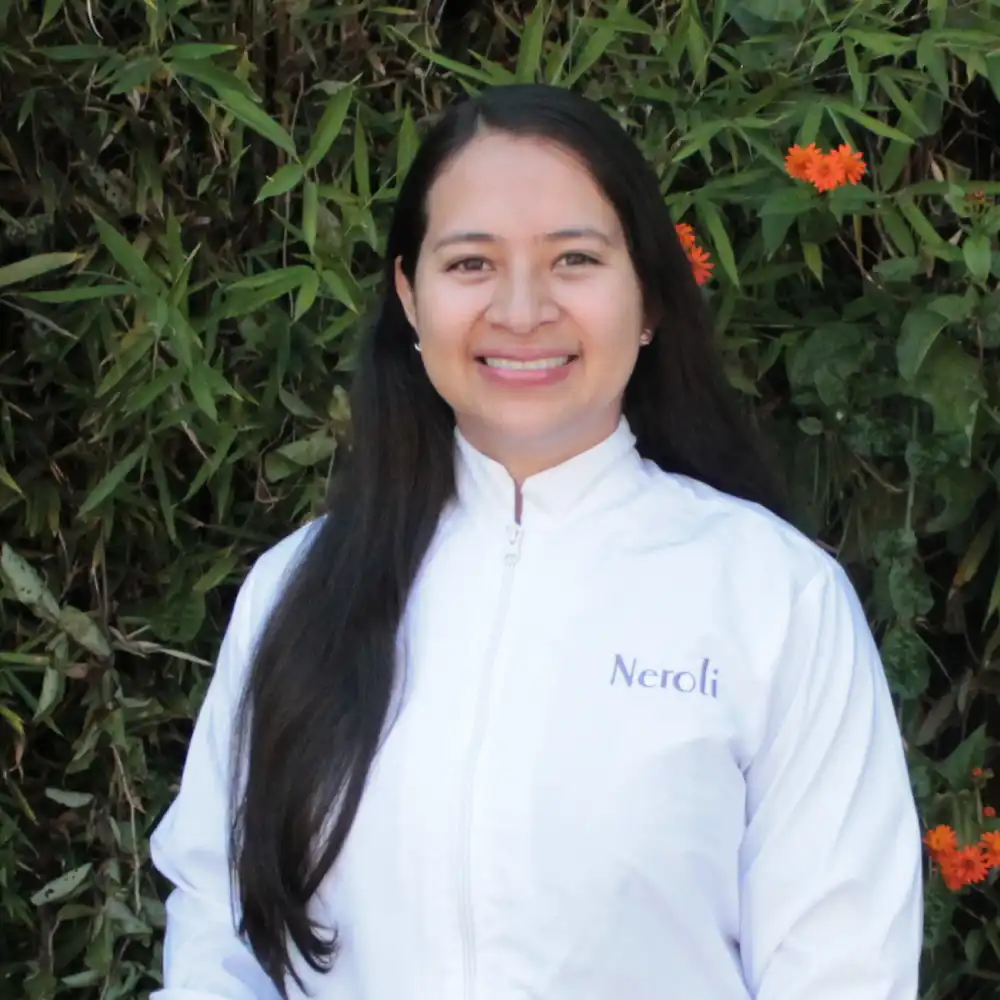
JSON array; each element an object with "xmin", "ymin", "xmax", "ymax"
[{"xmin": 150, "ymin": 419, "xmax": 923, "ymax": 1000}]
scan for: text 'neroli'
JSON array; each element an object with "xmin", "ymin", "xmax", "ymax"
[{"xmin": 610, "ymin": 655, "xmax": 719, "ymax": 698}]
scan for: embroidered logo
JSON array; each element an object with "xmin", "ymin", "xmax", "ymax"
[{"xmin": 610, "ymin": 655, "xmax": 718, "ymax": 698}]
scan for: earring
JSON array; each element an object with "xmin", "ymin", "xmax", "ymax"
[
  {"xmin": 639, "ymin": 329, "xmax": 652, "ymax": 346},
  {"xmin": 414, "ymin": 341, "xmax": 422, "ymax": 353}
]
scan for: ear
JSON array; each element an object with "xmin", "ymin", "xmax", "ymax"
[{"xmin": 394, "ymin": 256, "xmax": 418, "ymax": 332}]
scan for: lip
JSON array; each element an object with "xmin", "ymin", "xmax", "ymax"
[
  {"xmin": 476, "ymin": 354, "xmax": 578, "ymax": 387},
  {"xmin": 474, "ymin": 349, "xmax": 579, "ymax": 361}
]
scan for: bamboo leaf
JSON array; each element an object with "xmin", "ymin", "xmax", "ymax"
[
  {"xmin": 21, "ymin": 282, "xmax": 135, "ymax": 302},
  {"xmin": 214, "ymin": 88, "xmax": 297, "ymax": 156},
  {"xmin": 293, "ymin": 269, "xmax": 320, "ymax": 321},
  {"xmin": 164, "ymin": 43, "xmax": 238, "ymax": 60},
  {"xmin": 302, "ymin": 180, "xmax": 318, "ymax": 252},
  {"xmin": 696, "ymin": 201, "xmax": 740, "ymax": 288},
  {"xmin": 515, "ymin": 1, "xmax": 548, "ymax": 83},
  {"xmin": 78, "ymin": 446, "xmax": 148, "ymax": 516},
  {"xmin": 91, "ymin": 216, "xmax": 161, "ymax": 290},
  {"xmin": 0, "ymin": 252, "xmax": 80, "ymax": 289},
  {"xmin": 827, "ymin": 100, "xmax": 914, "ymax": 143},
  {"xmin": 304, "ymin": 85, "xmax": 354, "ymax": 170},
  {"xmin": 256, "ymin": 163, "xmax": 304, "ymax": 202},
  {"xmin": 354, "ymin": 118, "xmax": 371, "ymax": 202},
  {"xmin": 31, "ymin": 864, "xmax": 92, "ymax": 907},
  {"xmin": 58, "ymin": 607, "xmax": 112, "ymax": 660},
  {"xmin": 0, "ymin": 544, "xmax": 61, "ymax": 621}
]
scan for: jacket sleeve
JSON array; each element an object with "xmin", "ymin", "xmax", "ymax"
[
  {"xmin": 149, "ymin": 561, "xmax": 282, "ymax": 1000},
  {"xmin": 739, "ymin": 558, "xmax": 923, "ymax": 1000}
]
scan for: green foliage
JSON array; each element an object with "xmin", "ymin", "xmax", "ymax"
[{"xmin": 2, "ymin": 0, "xmax": 1000, "ymax": 996}]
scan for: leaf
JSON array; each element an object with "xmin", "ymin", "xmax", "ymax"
[
  {"xmin": 166, "ymin": 58, "xmax": 260, "ymax": 104},
  {"xmin": 188, "ymin": 364, "xmax": 218, "ymax": 422},
  {"xmin": 516, "ymin": 1, "xmax": 548, "ymax": 83},
  {"xmin": 828, "ymin": 100, "xmax": 915, "ymax": 143},
  {"xmin": 802, "ymin": 242, "xmax": 823, "ymax": 284},
  {"xmin": 302, "ymin": 180, "xmax": 318, "ymax": 251},
  {"xmin": 0, "ymin": 464, "xmax": 23, "ymax": 496},
  {"xmin": 192, "ymin": 553, "xmax": 239, "ymax": 594},
  {"xmin": 105, "ymin": 898, "xmax": 153, "ymax": 936},
  {"xmin": 0, "ymin": 544, "xmax": 61, "ymax": 621},
  {"xmin": 988, "ymin": 555, "xmax": 1000, "ymax": 622},
  {"xmin": 395, "ymin": 107, "xmax": 419, "ymax": 178},
  {"xmin": 897, "ymin": 308, "xmax": 948, "ymax": 381},
  {"xmin": 738, "ymin": 0, "xmax": 808, "ymax": 23},
  {"xmin": 164, "ymin": 43, "xmax": 238, "ymax": 61},
  {"xmin": 320, "ymin": 267, "xmax": 359, "ymax": 313},
  {"xmin": 696, "ymin": 201, "xmax": 739, "ymax": 287},
  {"xmin": 910, "ymin": 340, "xmax": 985, "ymax": 447},
  {"xmin": 304, "ymin": 85, "xmax": 354, "ymax": 170},
  {"xmin": 91, "ymin": 215, "xmax": 161, "ymax": 290},
  {"xmin": 255, "ymin": 163, "xmax": 304, "ymax": 202},
  {"xmin": 0, "ymin": 252, "xmax": 80, "ymax": 289},
  {"xmin": 214, "ymin": 88, "xmax": 296, "ymax": 156},
  {"xmin": 228, "ymin": 266, "xmax": 314, "ymax": 291},
  {"xmin": 952, "ymin": 513, "xmax": 998, "ymax": 589},
  {"xmin": 293, "ymin": 269, "xmax": 320, "ymax": 321},
  {"xmin": 936, "ymin": 724, "xmax": 989, "ymax": 790},
  {"xmin": 39, "ymin": 0, "xmax": 66, "ymax": 30},
  {"xmin": 562, "ymin": 11, "xmax": 619, "ymax": 87},
  {"xmin": 31, "ymin": 864, "xmax": 92, "ymax": 907},
  {"xmin": 21, "ymin": 282, "xmax": 135, "ymax": 302},
  {"xmin": 44, "ymin": 789, "xmax": 94, "ymax": 808},
  {"xmin": 78, "ymin": 446, "xmax": 147, "ymax": 516},
  {"xmin": 58, "ymin": 607, "xmax": 113, "ymax": 659},
  {"xmin": 963, "ymin": 234, "xmax": 992, "ymax": 282},
  {"xmin": 150, "ymin": 590, "xmax": 206, "ymax": 644},
  {"xmin": 219, "ymin": 271, "xmax": 305, "ymax": 318}
]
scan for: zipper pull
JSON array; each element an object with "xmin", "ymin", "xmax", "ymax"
[{"xmin": 505, "ymin": 524, "xmax": 523, "ymax": 565}]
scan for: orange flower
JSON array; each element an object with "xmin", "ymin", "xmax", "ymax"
[
  {"xmin": 804, "ymin": 152, "xmax": 847, "ymax": 193},
  {"xmin": 985, "ymin": 806, "xmax": 996, "ymax": 818},
  {"xmin": 831, "ymin": 144, "xmax": 867, "ymax": 185},
  {"xmin": 973, "ymin": 767, "xmax": 984, "ymax": 778},
  {"xmin": 939, "ymin": 845, "xmax": 990, "ymax": 890},
  {"xmin": 674, "ymin": 223, "xmax": 697, "ymax": 251},
  {"xmin": 982, "ymin": 832, "xmax": 1000, "ymax": 867},
  {"xmin": 784, "ymin": 143, "xmax": 821, "ymax": 181},
  {"xmin": 923, "ymin": 825, "xmax": 957, "ymax": 858},
  {"xmin": 674, "ymin": 224, "xmax": 714, "ymax": 286},
  {"xmin": 686, "ymin": 245, "xmax": 714, "ymax": 285}
]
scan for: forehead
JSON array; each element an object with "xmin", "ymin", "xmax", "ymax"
[{"xmin": 423, "ymin": 132, "xmax": 622, "ymax": 237}]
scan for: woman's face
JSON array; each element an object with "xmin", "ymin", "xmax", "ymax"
[{"xmin": 395, "ymin": 131, "xmax": 648, "ymax": 480}]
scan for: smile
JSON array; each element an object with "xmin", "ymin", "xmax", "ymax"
[{"xmin": 479, "ymin": 356, "xmax": 575, "ymax": 370}]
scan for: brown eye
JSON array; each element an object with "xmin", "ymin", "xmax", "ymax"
[
  {"xmin": 447, "ymin": 257, "xmax": 490, "ymax": 273},
  {"xmin": 559, "ymin": 252, "xmax": 599, "ymax": 267}
]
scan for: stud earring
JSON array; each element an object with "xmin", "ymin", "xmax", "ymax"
[
  {"xmin": 414, "ymin": 341, "xmax": 422, "ymax": 353},
  {"xmin": 639, "ymin": 329, "xmax": 653, "ymax": 346}
]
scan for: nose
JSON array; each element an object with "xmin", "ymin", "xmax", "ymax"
[{"xmin": 484, "ymin": 264, "xmax": 559, "ymax": 335}]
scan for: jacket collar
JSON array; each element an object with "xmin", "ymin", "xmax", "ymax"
[{"xmin": 453, "ymin": 418, "xmax": 645, "ymax": 525}]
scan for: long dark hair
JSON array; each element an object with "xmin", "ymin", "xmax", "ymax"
[{"xmin": 229, "ymin": 83, "xmax": 787, "ymax": 995}]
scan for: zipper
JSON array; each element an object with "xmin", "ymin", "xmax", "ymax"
[{"xmin": 458, "ymin": 522, "xmax": 524, "ymax": 1000}]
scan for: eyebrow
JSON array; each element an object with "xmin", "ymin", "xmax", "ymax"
[{"xmin": 430, "ymin": 227, "xmax": 614, "ymax": 252}]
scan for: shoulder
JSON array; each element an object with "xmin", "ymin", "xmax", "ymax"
[{"xmin": 638, "ymin": 462, "xmax": 844, "ymax": 599}]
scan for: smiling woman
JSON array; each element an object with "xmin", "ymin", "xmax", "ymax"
[
  {"xmin": 149, "ymin": 83, "xmax": 923, "ymax": 1000},
  {"xmin": 394, "ymin": 131, "xmax": 647, "ymax": 481}
]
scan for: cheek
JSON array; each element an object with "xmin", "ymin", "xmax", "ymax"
[{"xmin": 414, "ymin": 280, "xmax": 483, "ymax": 355}]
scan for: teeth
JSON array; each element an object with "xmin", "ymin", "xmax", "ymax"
[{"xmin": 483, "ymin": 356, "xmax": 571, "ymax": 370}]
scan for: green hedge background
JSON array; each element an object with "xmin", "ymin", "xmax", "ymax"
[{"xmin": 2, "ymin": 0, "xmax": 1000, "ymax": 996}]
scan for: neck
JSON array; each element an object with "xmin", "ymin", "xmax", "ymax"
[{"xmin": 458, "ymin": 411, "xmax": 623, "ymax": 487}]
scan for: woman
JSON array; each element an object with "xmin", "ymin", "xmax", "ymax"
[{"xmin": 150, "ymin": 83, "xmax": 923, "ymax": 1000}]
